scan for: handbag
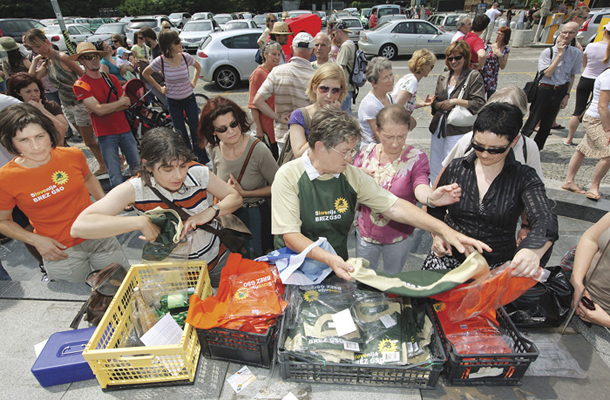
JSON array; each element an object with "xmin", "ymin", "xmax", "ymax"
[
  {"xmin": 523, "ymin": 47, "xmax": 552, "ymax": 103},
  {"xmin": 446, "ymin": 71, "xmax": 477, "ymax": 127},
  {"xmin": 504, "ymin": 265, "xmax": 573, "ymax": 328},
  {"xmin": 70, "ymin": 263, "xmax": 127, "ymax": 329},
  {"xmin": 277, "ymin": 107, "xmax": 311, "ymax": 166}
]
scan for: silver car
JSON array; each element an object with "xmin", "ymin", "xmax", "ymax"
[
  {"xmin": 180, "ymin": 20, "xmax": 219, "ymax": 53},
  {"xmin": 358, "ymin": 19, "xmax": 453, "ymax": 60},
  {"xmin": 224, "ymin": 20, "xmax": 258, "ymax": 30},
  {"xmin": 578, "ymin": 8, "xmax": 610, "ymax": 46},
  {"xmin": 340, "ymin": 17, "xmax": 364, "ymax": 43},
  {"xmin": 44, "ymin": 24, "xmax": 94, "ymax": 52},
  {"xmin": 196, "ymin": 29, "xmax": 263, "ymax": 90}
]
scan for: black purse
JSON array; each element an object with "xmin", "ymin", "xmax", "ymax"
[
  {"xmin": 504, "ymin": 266, "xmax": 573, "ymax": 328},
  {"xmin": 523, "ymin": 48, "xmax": 552, "ymax": 103}
]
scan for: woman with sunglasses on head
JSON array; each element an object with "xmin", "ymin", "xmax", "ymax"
[
  {"xmin": 358, "ymin": 57, "xmax": 395, "ymax": 149},
  {"xmin": 143, "ymin": 30, "xmax": 207, "ymax": 164},
  {"xmin": 258, "ymin": 14, "xmax": 278, "ymax": 48},
  {"xmin": 424, "ymin": 103, "xmax": 558, "ymax": 278},
  {"xmin": 353, "ymin": 104, "xmax": 461, "ymax": 274},
  {"xmin": 131, "ymin": 33, "xmax": 151, "ymax": 62},
  {"xmin": 288, "ymin": 62, "xmax": 347, "ymax": 158},
  {"xmin": 429, "ymin": 40, "xmax": 485, "ymax": 185},
  {"xmin": 71, "ymin": 127, "xmax": 242, "ymax": 287},
  {"xmin": 199, "ymin": 97, "xmax": 278, "ymax": 258},
  {"xmin": 110, "ymin": 34, "xmax": 127, "ymax": 50}
]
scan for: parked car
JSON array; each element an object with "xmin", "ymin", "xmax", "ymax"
[
  {"xmin": 288, "ymin": 10, "xmax": 313, "ymax": 19},
  {"xmin": 370, "ymin": 4, "xmax": 402, "ymax": 21},
  {"xmin": 359, "ymin": 8, "xmax": 372, "ymax": 28},
  {"xmin": 253, "ymin": 14, "xmax": 268, "ymax": 26},
  {"xmin": 44, "ymin": 24, "xmax": 94, "ymax": 52},
  {"xmin": 0, "ymin": 18, "xmax": 46, "ymax": 43},
  {"xmin": 377, "ymin": 14, "xmax": 407, "ymax": 25},
  {"xmin": 197, "ymin": 28, "xmax": 263, "ymax": 90},
  {"xmin": 316, "ymin": 11, "xmax": 327, "ymax": 27},
  {"xmin": 340, "ymin": 17, "xmax": 364, "ymax": 43},
  {"xmin": 88, "ymin": 18, "xmax": 115, "ymax": 32},
  {"xmin": 238, "ymin": 12, "xmax": 254, "ymax": 20},
  {"xmin": 214, "ymin": 14, "xmax": 238, "ymax": 30},
  {"xmin": 358, "ymin": 19, "xmax": 453, "ymax": 60},
  {"xmin": 87, "ymin": 22, "xmax": 129, "ymax": 47},
  {"xmin": 224, "ymin": 20, "xmax": 258, "ymax": 30},
  {"xmin": 169, "ymin": 12, "xmax": 191, "ymax": 29},
  {"xmin": 39, "ymin": 18, "xmax": 74, "ymax": 26},
  {"xmin": 192, "ymin": 12, "xmax": 214, "ymax": 21},
  {"xmin": 126, "ymin": 16, "xmax": 177, "ymax": 44},
  {"xmin": 578, "ymin": 8, "xmax": 610, "ymax": 46},
  {"xmin": 180, "ymin": 20, "xmax": 219, "ymax": 53},
  {"xmin": 428, "ymin": 13, "xmax": 463, "ymax": 33}
]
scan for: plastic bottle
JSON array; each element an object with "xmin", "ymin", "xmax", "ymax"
[{"xmin": 133, "ymin": 286, "xmax": 159, "ymax": 333}]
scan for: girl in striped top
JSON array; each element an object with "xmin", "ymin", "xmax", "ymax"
[{"xmin": 143, "ymin": 30, "xmax": 208, "ymax": 164}]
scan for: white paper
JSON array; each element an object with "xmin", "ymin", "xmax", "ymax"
[
  {"xmin": 332, "ymin": 309, "xmax": 357, "ymax": 337},
  {"xmin": 227, "ymin": 366, "xmax": 256, "ymax": 393},
  {"xmin": 34, "ymin": 339, "xmax": 48, "ymax": 358},
  {"xmin": 343, "ymin": 341, "xmax": 360, "ymax": 352},
  {"xmin": 380, "ymin": 314, "xmax": 397, "ymax": 329},
  {"xmin": 140, "ymin": 313, "xmax": 183, "ymax": 346}
]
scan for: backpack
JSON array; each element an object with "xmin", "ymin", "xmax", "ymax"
[{"xmin": 347, "ymin": 48, "xmax": 368, "ymax": 104}]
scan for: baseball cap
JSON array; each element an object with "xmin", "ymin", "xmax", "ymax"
[
  {"xmin": 116, "ymin": 47, "xmax": 132, "ymax": 57},
  {"xmin": 334, "ymin": 19, "xmax": 353, "ymax": 33},
  {"xmin": 293, "ymin": 32, "xmax": 314, "ymax": 49}
]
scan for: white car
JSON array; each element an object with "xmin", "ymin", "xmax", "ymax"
[
  {"xmin": 180, "ymin": 20, "xmax": 219, "ymax": 53},
  {"xmin": 44, "ymin": 24, "xmax": 94, "ymax": 52},
  {"xmin": 192, "ymin": 12, "xmax": 214, "ymax": 21},
  {"xmin": 224, "ymin": 20, "xmax": 258, "ymax": 31},
  {"xmin": 169, "ymin": 12, "xmax": 191, "ymax": 29}
]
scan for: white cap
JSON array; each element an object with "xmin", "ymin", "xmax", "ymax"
[{"xmin": 293, "ymin": 32, "xmax": 314, "ymax": 49}]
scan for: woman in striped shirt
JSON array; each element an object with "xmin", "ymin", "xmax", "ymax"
[{"xmin": 143, "ymin": 30, "xmax": 208, "ymax": 164}]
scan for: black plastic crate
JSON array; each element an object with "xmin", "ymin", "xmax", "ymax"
[
  {"xmin": 430, "ymin": 303, "xmax": 539, "ymax": 386},
  {"xmin": 277, "ymin": 300, "xmax": 446, "ymax": 388},
  {"xmin": 197, "ymin": 316, "xmax": 281, "ymax": 369}
]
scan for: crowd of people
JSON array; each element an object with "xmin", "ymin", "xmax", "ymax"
[{"xmin": 1, "ymin": 5, "xmax": 610, "ymax": 329}]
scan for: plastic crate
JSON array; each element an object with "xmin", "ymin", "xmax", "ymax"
[
  {"xmin": 83, "ymin": 260, "xmax": 213, "ymax": 390},
  {"xmin": 197, "ymin": 316, "xmax": 281, "ymax": 368},
  {"xmin": 430, "ymin": 303, "xmax": 539, "ymax": 386},
  {"xmin": 277, "ymin": 299, "xmax": 446, "ymax": 388}
]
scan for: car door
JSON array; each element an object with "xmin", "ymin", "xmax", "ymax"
[
  {"xmin": 415, "ymin": 21, "xmax": 444, "ymax": 54},
  {"xmin": 67, "ymin": 26, "xmax": 82, "ymax": 44},
  {"xmin": 226, "ymin": 33, "xmax": 259, "ymax": 78},
  {"xmin": 390, "ymin": 21, "xmax": 416, "ymax": 54}
]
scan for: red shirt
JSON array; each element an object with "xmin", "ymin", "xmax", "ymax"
[
  {"xmin": 73, "ymin": 73, "xmax": 131, "ymax": 137},
  {"xmin": 248, "ymin": 65, "xmax": 276, "ymax": 143},
  {"xmin": 464, "ymin": 32, "xmax": 485, "ymax": 68}
]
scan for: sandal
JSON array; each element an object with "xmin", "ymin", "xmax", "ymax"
[
  {"xmin": 552, "ymin": 124, "xmax": 566, "ymax": 130},
  {"xmin": 93, "ymin": 169, "xmax": 108, "ymax": 177},
  {"xmin": 561, "ymin": 183, "xmax": 586, "ymax": 195},
  {"xmin": 586, "ymin": 191, "xmax": 601, "ymax": 201}
]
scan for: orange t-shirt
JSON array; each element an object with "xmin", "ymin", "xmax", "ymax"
[{"xmin": 0, "ymin": 147, "xmax": 92, "ymax": 248}]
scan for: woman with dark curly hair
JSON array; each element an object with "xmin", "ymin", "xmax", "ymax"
[
  {"xmin": 199, "ymin": 96, "xmax": 278, "ymax": 257},
  {"xmin": 7, "ymin": 72, "xmax": 68, "ymax": 143}
]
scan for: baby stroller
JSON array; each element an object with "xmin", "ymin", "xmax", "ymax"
[{"xmin": 123, "ymin": 78, "xmax": 172, "ymax": 140}]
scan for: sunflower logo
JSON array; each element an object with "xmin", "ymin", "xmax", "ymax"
[
  {"xmin": 433, "ymin": 302, "xmax": 446, "ymax": 312},
  {"xmin": 334, "ymin": 197, "xmax": 349, "ymax": 213},
  {"xmin": 378, "ymin": 339, "xmax": 397, "ymax": 353},
  {"xmin": 234, "ymin": 287, "xmax": 249, "ymax": 300},
  {"xmin": 303, "ymin": 290, "xmax": 319, "ymax": 302},
  {"xmin": 51, "ymin": 171, "xmax": 68, "ymax": 185}
]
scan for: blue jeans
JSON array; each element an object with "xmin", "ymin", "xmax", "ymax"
[
  {"xmin": 341, "ymin": 91, "xmax": 354, "ymax": 116},
  {"xmin": 46, "ymin": 91, "xmax": 61, "ymax": 106},
  {"xmin": 167, "ymin": 94, "xmax": 209, "ymax": 164},
  {"xmin": 233, "ymin": 201, "xmax": 272, "ymax": 259},
  {"xmin": 98, "ymin": 131, "xmax": 140, "ymax": 188},
  {"xmin": 0, "ymin": 260, "xmax": 11, "ymax": 281}
]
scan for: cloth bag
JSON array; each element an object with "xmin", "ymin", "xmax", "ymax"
[{"xmin": 447, "ymin": 71, "xmax": 477, "ymax": 127}]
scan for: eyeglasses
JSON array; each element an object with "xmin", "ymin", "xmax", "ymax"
[
  {"xmin": 318, "ymin": 85, "xmax": 341, "ymax": 95},
  {"xmin": 330, "ymin": 146, "xmax": 358, "ymax": 160},
  {"xmin": 470, "ymin": 140, "xmax": 511, "ymax": 154},
  {"xmin": 447, "ymin": 55, "xmax": 463, "ymax": 62},
  {"xmin": 80, "ymin": 54, "xmax": 99, "ymax": 61},
  {"xmin": 214, "ymin": 120, "xmax": 239, "ymax": 133},
  {"xmin": 138, "ymin": 36, "xmax": 144, "ymax": 40},
  {"xmin": 111, "ymin": 40, "xmax": 119, "ymax": 43}
]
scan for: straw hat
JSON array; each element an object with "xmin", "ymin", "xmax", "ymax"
[
  {"xmin": 68, "ymin": 42, "xmax": 107, "ymax": 61},
  {"xmin": 269, "ymin": 21, "xmax": 293, "ymax": 35},
  {"xmin": 0, "ymin": 37, "xmax": 20, "ymax": 52}
]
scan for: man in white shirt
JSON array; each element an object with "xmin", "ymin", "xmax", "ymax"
[
  {"xmin": 484, "ymin": 3, "xmax": 503, "ymax": 44},
  {"xmin": 452, "ymin": 15, "xmax": 472, "ymax": 42}
]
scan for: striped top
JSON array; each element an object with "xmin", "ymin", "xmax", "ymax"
[
  {"xmin": 130, "ymin": 163, "xmax": 221, "ymax": 262},
  {"xmin": 149, "ymin": 53, "xmax": 195, "ymax": 100},
  {"xmin": 48, "ymin": 51, "xmax": 80, "ymax": 106}
]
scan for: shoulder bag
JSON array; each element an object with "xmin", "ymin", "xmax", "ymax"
[
  {"xmin": 277, "ymin": 107, "xmax": 311, "ymax": 166},
  {"xmin": 447, "ymin": 71, "xmax": 478, "ymax": 127},
  {"xmin": 523, "ymin": 47, "xmax": 553, "ymax": 103}
]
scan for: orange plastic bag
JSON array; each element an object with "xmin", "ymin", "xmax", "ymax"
[{"xmin": 225, "ymin": 269, "xmax": 287, "ymax": 320}]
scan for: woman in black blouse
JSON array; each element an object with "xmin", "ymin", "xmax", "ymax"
[{"xmin": 424, "ymin": 103, "xmax": 558, "ymax": 277}]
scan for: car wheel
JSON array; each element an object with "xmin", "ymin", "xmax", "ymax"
[
  {"xmin": 380, "ymin": 44, "xmax": 397, "ymax": 60},
  {"xmin": 214, "ymin": 66, "xmax": 239, "ymax": 90}
]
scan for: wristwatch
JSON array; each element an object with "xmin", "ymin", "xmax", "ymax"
[{"xmin": 211, "ymin": 205, "xmax": 220, "ymax": 219}]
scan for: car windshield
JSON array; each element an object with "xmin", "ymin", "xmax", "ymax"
[
  {"xmin": 184, "ymin": 21, "xmax": 212, "ymax": 31},
  {"xmin": 343, "ymin": 19, "xmax": 361, "ymax": 28},
  {"xmin": 371, "ymin": 21, "xmax": 391, "ymax": 31},
  {"xmin": 169, "ymin": 13, "xmax": 182, "ymax": 18},
  {"xmin": 253, "ymin": 15, "xmax": 266, "ymax": 24},
  {"xmin": 215, "ymin": 16, "xmax": 232, "ymax": 24},
  {"xmin": 363, "ymin": 9, "xmax": 372, "ymax": 17},
  {"xmin": 44, "ymin": 26, "xmax": 62, "ymax": 34},
  {"xmin": 95, "ymin": 24, "xmax": 123, "ymax": 34},
  {"xmin": 200, "ymin": 35, "xmax": 213, "ymax": 50},
  {"xmin": 226, "ymin": 21, "xmax": 248, "ymax": 30},
  {"xmin": 128, "ymin": 20, "xmax": 156, "ymax": 29}
]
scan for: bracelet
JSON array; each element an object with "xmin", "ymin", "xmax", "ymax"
[
  {"xmin": 565, "ymin": 94, "xmax": 570, "ymax": 98},
  {"xmin": 211, "ymin": 205, "xmax": 220, "ymax": 219},
  {"xmin": 521, "ymin": 223, "xmax": 530, "ymax": 229},
  {"xmin": 427, "ymin": 195, "xmax": 436, "ymax": 208}
]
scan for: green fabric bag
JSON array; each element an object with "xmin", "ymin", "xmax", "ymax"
[{"xmin": 141, "ymin": 208, "xmax": 183, "ymax": 261}]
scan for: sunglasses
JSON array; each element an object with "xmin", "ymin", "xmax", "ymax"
[
  {"xmin": 80, "ymin": 54, "xmax": 99, "ymax": 61},
  {"xmin": 447, "ymin": 55, "xmax": 463, "ymax": 62},
  {"xmin": 269, "ymin": 19, "xmax": 277, "ymax": 23},
  {"xmin": 214, "ymin": 120, "xmax": 239, "ymax": 133},
  {"xmin": 318, "ymin": 85, "xmax": 341, "ymax": 95},
  {"xmin": 138, "ymin": 36, "xmax": 144, "ymax": 40},
  {"xmin": 173, "ymin": 40, "xmax": 181, "ymax": 45},
  {"xmin": 470, "ymin": 140, "xmax": 511, "ymax": 154},
  {"xmin": 111, "ymin": 40, "xmax": 119, "ymax": 43}
]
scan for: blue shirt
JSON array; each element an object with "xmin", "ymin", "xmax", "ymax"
[{"xmin": 538, "ymin": 45, "xmax": 582, "ymax": 86}]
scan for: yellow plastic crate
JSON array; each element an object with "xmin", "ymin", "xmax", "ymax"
[{"xmin": 83, "ymin": 260, "xmax": 212, "ymax": 389}]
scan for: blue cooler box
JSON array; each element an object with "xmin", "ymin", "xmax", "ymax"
[{"xmin": 31, "ymin": 326, "xmax": 97, "ymax": 387}]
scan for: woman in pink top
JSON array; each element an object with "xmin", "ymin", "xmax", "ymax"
[
  {"xmin": 143, "ymin": 30, "xmax": 207, "ymax": 164},
  {"xmin": 353, "ymin": 105, "xmax": 461, "ymax": 273}
]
